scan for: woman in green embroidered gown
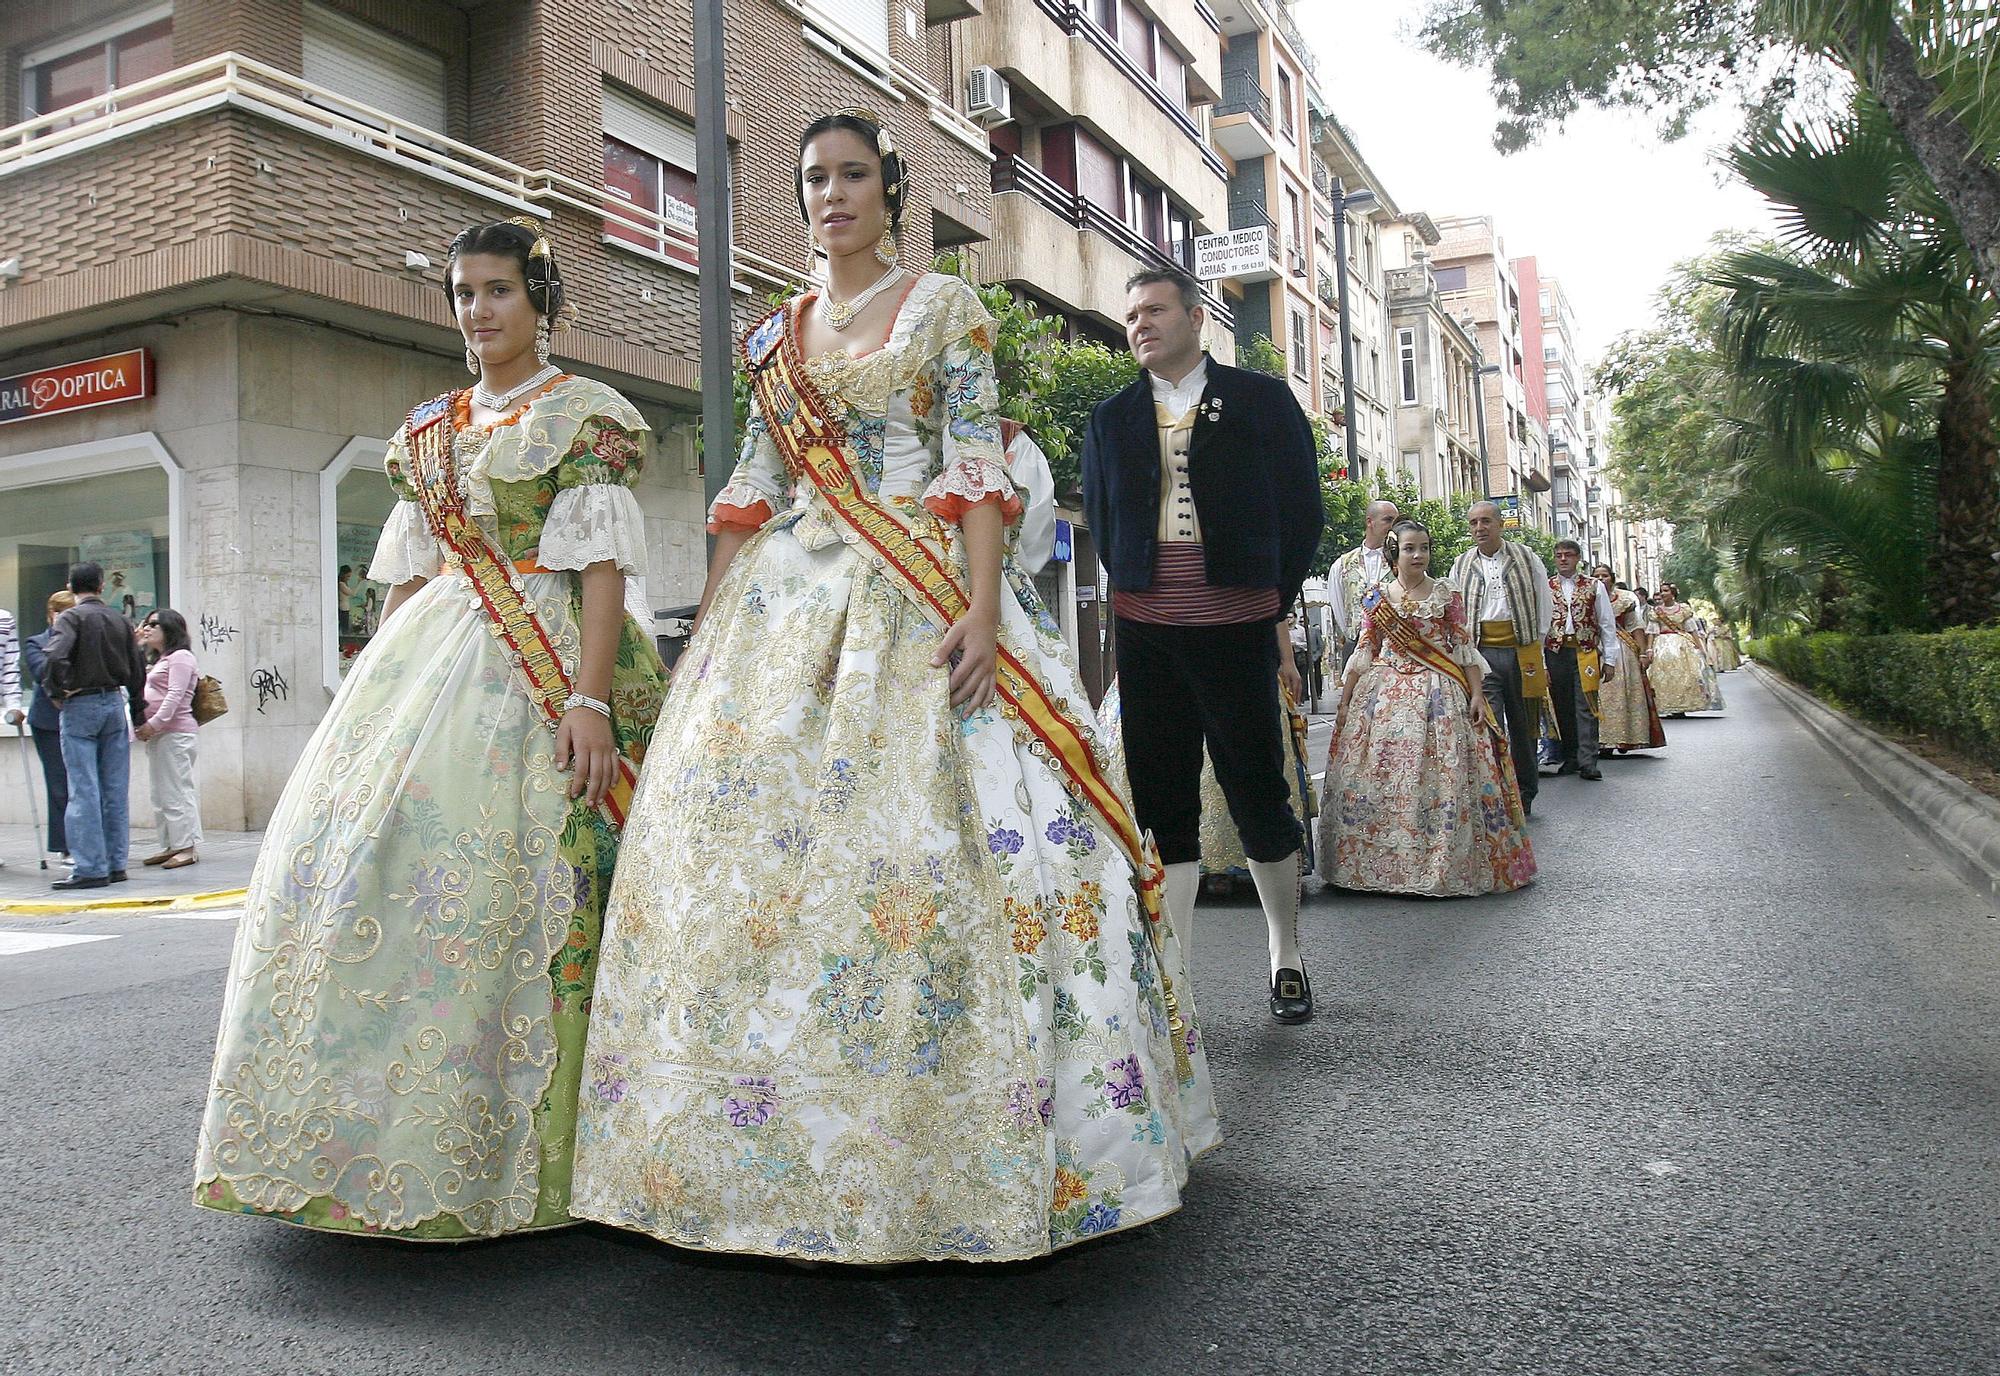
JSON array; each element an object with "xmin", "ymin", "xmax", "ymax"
[{"xmin": 192, "ymin": 220, "xmax": 667, "ymax": 1239}]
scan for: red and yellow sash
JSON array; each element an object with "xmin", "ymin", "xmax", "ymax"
[
  {"xmin": 745, "ymin": 303, "xmax": 1191, "ymax": 1077},
  {"xmin": 403, "ymin": 390, "xmax": 638, "ymax": 829}
]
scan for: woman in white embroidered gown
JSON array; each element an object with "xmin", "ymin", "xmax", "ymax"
[
  {"xmin": 571, "ymin": 111, "xmax": 1218, "ymax": 1263},
  {"xmin": 193, "ymin": 222, "xmax": 667, "ymax": 1238}
]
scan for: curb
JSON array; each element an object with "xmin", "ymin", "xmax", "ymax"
[
  {"xmin": 0, "ymin": 886, "xmax": 247, "ymax": 919},
  {"xmin": 1752, "ymin": 661, "xmax": 2000, "ymax": 907}
]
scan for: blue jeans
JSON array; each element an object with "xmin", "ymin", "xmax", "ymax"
[{"xmin": 60, "ymin": 692, "xmax": 132, "ymax": 879}]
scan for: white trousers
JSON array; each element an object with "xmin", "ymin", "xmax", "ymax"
[{"xmin": 148, "ymin": 730, "xmax": 204, "ymax": 851}]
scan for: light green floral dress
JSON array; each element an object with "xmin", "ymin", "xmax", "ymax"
[{"xmin": 193, "ymin": 376, "xmax": 668, "ymax": 1239}]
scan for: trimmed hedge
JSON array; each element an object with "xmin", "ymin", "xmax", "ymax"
[{"xmin": 1749, "ymin": 629, "xmax": 2000, "ymax": 768}]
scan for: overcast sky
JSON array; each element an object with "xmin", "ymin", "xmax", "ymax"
[{"xmin": 1294, "ymin": 4, "xmax": 1781, "ymax": 365}]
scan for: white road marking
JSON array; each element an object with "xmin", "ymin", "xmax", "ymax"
[{"xmin": 0, "ymin": 931, "xmax": 118, "ymax": 957}]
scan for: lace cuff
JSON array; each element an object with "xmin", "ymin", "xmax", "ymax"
[
  {"xmin": 707, "ymin": 476, "xmax": 778, "ymax": 533},
  {"xmin": 366, "ymin": 500, "xmax": 443, "ymax": 585},
  {"xmin": 537, "ymin": 484, "xmax": 648, "ymax": 576},
  {"xmin": 921, "ymin": 457, "xmax": 1023, "ymax": 527}
]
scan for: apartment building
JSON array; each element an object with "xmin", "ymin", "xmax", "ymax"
[
  {"xmin": 1430, "ymin": 214, "xmax": 1549, "ymax": 529},
  {"xmin": 1518, "ymin": 259, "xmax": 1592, "ymax": 547},
  {"xmin": 1308, "ymin": 108, "xmax": 1401, "ymax": 482},
  {"xmin": 0, "ymin": 0, "xmax": 992, "ymax": 828},
  {"xmin": 1381, "ymin": 216, "xmax": 1482, "ymax": 502},
  {"xmin": 1207, "ymin": 4, "xmax": 1332, "ymax": 407},
  {"xmin": 966, "ymin": 0, "xmax": 1232, "ymax": 353}
]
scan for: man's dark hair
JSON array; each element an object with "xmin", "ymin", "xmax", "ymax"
[
  {"xmin": 1554, "ymin": 538, "xmax": 1583, "ymax": 556},
  {"xmin": 1125, "ymin": 267, "xmax": 1201, "ymax": 312},
  {"xmin": 68, "ymin": 561, "xmax": 103, "ymax": 595}
]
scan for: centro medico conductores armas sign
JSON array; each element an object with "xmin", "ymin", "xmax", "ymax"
[{"xmin": 0, "ymin": 350, "xmax": 152, "ymax": 426}]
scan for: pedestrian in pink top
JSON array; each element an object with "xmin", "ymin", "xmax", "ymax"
[{"xmin": 135, "ymin": 608, "xmax": 203, "ymax": 869}]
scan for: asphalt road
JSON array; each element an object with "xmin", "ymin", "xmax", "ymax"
[{"xmin": 3, "ymin": 668, "xmax": 1996, "ymax": 1375}]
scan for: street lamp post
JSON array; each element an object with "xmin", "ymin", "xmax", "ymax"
[
  {"xmin": 696, "ymin": 0, "xmax": 734, "ymax": 525},
  {"xmin": 1329, "ymin": 176, "xmax": 1376, "ymax": 482}
]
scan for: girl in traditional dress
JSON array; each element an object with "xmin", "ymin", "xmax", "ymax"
[
  {"xmin": 193, "ymin": 220, "xmax": 668, "ymax": 1239},
  {"xmin": 1316, "ymin": 520, "xmax": 1535, "ymax": 897},
  {"xmin": 1593, "ymin": 564, "xmax": 1666, "ymax": 753},
  {"xmin": 1647, "ymin": 583, "xmax": 1725, "ymax": 715},
  {"xmin": 570, "ymin": 109, "xmax": 1217, "ymax": 1263}
]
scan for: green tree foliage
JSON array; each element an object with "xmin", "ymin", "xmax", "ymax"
[
  {"xmin": 1418, "ymin": 0, "xmax": 2000, "ymax": 297},
  {"xmin": 1597, "ymin": 95, "xmax": 2000, "ymax": 634},
  {"xmin": 1036, "ymin": 339, "xmax": 1139, "ymax": 500}
]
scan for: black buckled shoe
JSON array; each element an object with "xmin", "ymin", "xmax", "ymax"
[{"xmin": 1270, "ymin": 968, "xmax": 1313, "ymax": 1024}]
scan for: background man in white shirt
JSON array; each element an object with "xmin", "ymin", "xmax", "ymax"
[{"xmin": 1447, "ymin": 501, "xmax": 1553, "ymax": 815}]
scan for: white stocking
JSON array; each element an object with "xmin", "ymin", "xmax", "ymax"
[
  {"xmin": 1247, "ymin": 853, "xmax": 1302, "ymax": 976},
  {"xmin": 1163, "ymin": 861, "xmax": 1200, "ymax": 966}
]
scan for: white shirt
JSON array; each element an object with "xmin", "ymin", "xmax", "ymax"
[
  {"xmin": 1148, "ymin": 356, "xmax": 1209, "ymax": 424},
  {"xmin": 1552, "ymin": 574, "xmax": 1622, "ymax": 668},
  {"xmin": 1460, "ymin": 542, "xmax": 1553, "ymax": 638},
  {"xmin": 1477, "ymin": 550, "xmax": 1513, "ymax": 621},
  {"xmin": 1328, "ymin": 542, "xmax": 1390, "ymax": 642}
]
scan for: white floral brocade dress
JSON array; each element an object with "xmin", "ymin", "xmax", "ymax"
[{"xmin": 571, "ymin": 273, "xmax": 1220, "ymax": 1262}]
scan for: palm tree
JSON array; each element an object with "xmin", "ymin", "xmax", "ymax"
[{"xmin": 1712, "ymin": 98, "xmax": 2000, "ymax": 626}]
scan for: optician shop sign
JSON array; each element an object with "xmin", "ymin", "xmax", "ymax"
[{"xmin": 0, "ymin": 350, "xmax": 152, "ymax": 426}]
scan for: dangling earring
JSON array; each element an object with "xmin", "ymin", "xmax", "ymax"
[
  {"xmin": 534, "ymin": 317, "xmax": 552, "ymax": 366},
  {"xmin": 465, "ymin": 345, "xmax": 480, "ymax": 376},
  {"xmin": 874, "ymin": 222, "xmax": 898, "ymax": 268}
]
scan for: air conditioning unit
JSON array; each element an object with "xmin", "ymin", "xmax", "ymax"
[{"xmin": 967, "ymin": 66, "xmax": 1011, "ymax": 127}]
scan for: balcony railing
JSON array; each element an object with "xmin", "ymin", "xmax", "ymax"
[
  {"xmin": 1216, "ymin": 71, "xmax": 1272, "ymax": 130},
  {"xmin": 0, "ymin": 50, "xmax": 751, "ymax": 276},
  {"xmin": 1276, "ymin": 4, "xmax": 1320, "ymax": 77},
  {"xmin": 1034, "ymin": 0, "xmax": 1225, "ymax": 178},
  {"xmin": 1316, "ymin": 271, "xmax": 1337, "ymax": 309},
  {"xmin": 1228, "ymin": 198, "xmax": 1276, "ymax": 234},
  {"xmin": 1311, "ymin": 154, "xmax": 1333, "ymax": 199},
  {"xmin": 992, "ymin": 153, "xmax": 1231, "ymax": 328}
]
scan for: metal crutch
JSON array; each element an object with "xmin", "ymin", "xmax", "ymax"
[{"xmin": 15, "ymin": 722, "xmax": 47, "ymax": 870}]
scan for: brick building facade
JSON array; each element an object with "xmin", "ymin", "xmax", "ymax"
[{"xmin": 0, "ymin": 0, "xmax": 992, "ymax": 829}]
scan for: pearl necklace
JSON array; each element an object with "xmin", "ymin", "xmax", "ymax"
[
  {"xmin": 471, "ymin": 364, "xmax": 561, "ymax": 413},
  {"xmin": 822, "ymin": 265, "xmax": 903, "ymax": 331}
]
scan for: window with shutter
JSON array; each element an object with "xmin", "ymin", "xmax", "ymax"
[
  {"xmin": 301, "ymin": 2, "xmax": 445, "ymax": 135},
  {"xmin": 602, "ymin": 84, "xmax": 701, "ymax": 268},
  {"xmin": 803, "ymin": 0, "xmax": 889, "ymax": 66},
  {"xmin": 21, "ymin": 5, "xmax": 173, "ymax": 126}
]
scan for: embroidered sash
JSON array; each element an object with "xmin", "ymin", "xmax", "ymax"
[
  {"xmin": 744, "ymin": 304, "xmax": 1191, "ymax": 1079},
  {"xmin": 403, "ymin": 391, "xmax": 638, "ymax": 829}
]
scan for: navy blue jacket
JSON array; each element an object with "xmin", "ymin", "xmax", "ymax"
[
  {"xmin": 1081, "ymin": 355, "xmax": 1324, "ymax": 612},
  {"xmin": 22, "ymin": 630, "xmax": 58, "ymax": 732}
]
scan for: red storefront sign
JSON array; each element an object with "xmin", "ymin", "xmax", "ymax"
[{"xmin": 0, "ymin": 350, "xmax": 152, "ymax": 425}]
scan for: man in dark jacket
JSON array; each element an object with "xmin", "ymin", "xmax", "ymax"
[
  {"xmin": 40, "ymin": 562, "xmax": 147, "ymax": 890},
  {"xmin": 1083, "ymin": 267, "xmax": 1325, "ymax": 1023},
  {"xmin": 18, "ymin": 591, "xmax": 77, "ymax": 860}
]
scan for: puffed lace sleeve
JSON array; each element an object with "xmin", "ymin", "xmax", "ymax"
[
  {"xmin": 366, "ymin": 432, "xmax": 444, "ymax": 584},
  {"xmin": 538, "ymin": 416, "xmax": 649, "ymax": 575},
  {"xmin": 708, "ymin": 403, "xmax": 787, "ymax": 533},
  {"xmin": 920, "ymin": 315, "xmax": 1023, "ymax": 527}
]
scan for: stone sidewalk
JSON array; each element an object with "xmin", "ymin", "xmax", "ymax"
[{"xmin": 0, "ymin": 823, "xmax": 260, "ymax": 914}]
